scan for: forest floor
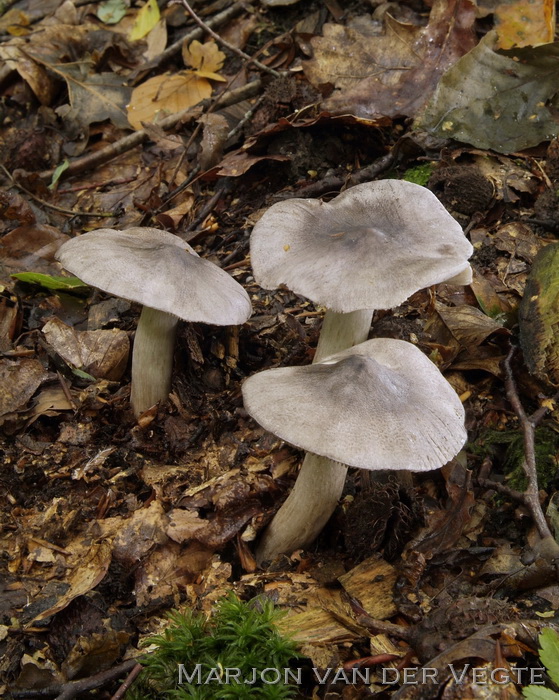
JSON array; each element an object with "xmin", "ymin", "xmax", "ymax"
[{"xmin": 1, "ymin": 0, "xmax": 559, "ymax": 698}]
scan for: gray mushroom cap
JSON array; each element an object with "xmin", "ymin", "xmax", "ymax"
[
  {"xmin": 242, "ymin": 338, "xmax": 466, "ymax": 471},
  {"xmin": 250, "ymin": 180, "xmax": 473, "ymax": 313},
  {"xmin": 56, "ymin": 227, "xmax": 252, "ymax": 325}
]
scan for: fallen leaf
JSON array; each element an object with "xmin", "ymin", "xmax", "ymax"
[
  {"xmin": 519, "ymin": 242, "xmax": 559, "ymax": 383},
  {"xmin": 416, "ymin": 32, "xmax": 559, "ymax": 153},
  {"xmin": 0, "ymin": 44, "xmax": 56, "ymax": 104},
  {"xmin": 97, "ymin": 0, "xmax": 127, "ymax": 25},
  {"xmin": 130, "ymin": 0, "xmax": 160, "ymax": 41},
  {"xmin": 0, "ymin": 9, "xmax": 31, "ymax": 36},
  {"xmin": 0, "ymin": 224, "xmax": 69, "ymax": 283},
  {"xmin": 11, "ymin": 273, "xmax": 88, "ymax": 292},
  {"xmin": 494, "ymin": 0, "xmax": 555, "ymax": 49},
  {"xmin": 43, "ymin": 317, "xmax": 130, "ymax": 381},
  {"xmin": 0, "ymin": 358, "xmax": 47, "ymax": 419},
  {"xmin": 436, "ymin": 302, "xmax": 507, "ymax": 348},
  {"xmin": 31, "ymin": 541, "xmax": 112, "ymax": 623},
  {"xmin": 304, "ymin": 0, "xmax": 476, "ymax": 119},
  {"xmin": 182, "ymin": 39, "xmax": 227, "ymax": 81},
  {"xmin": 43, "ymin": 62, "xmax": 132, "ymax": 130},
  {"xmin": 128, "ymin": 40, "xmax": 225, "ymax": 129},
  {"xmin": 128, "ymin": 72, "xmax": 212, "ymax": 130}
]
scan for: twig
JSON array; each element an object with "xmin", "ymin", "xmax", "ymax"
[
  {"xmin": 133, "ymin": 1, "xmax": 245, "ymax": 80},
  {"xmin": 110, "ymin": 662, "xmax": 144, "ymax": 700},
  {"xmin": 503, "ymin": 346, "xmax": 558, "ymax": 542},
  {"xmin": 180, "ymin": 0, "xmax": 282, "ymax": 78},
  {"xmin": 38, "ymin": 79, "xmax": 261, "ymax": 182},
  {"xmin": 0, "ymin": 165, "xmax": 112, "ymax": 218},
  {"xmin": 280, "ymin": 151, "xmax": 397, "ymax": 199},
  {"xmin": 10, "ymin": 659, "xmax": 140, "ymax": 699}
]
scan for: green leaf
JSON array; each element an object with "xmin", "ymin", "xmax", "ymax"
[
  {"xmin": 48, "ymin": 159, "xmax": 70, "ymax": 190},
  {"xmin": 97, "ymin": 0, "xmax": 127, "ymax": 25},
  {"xmin": 11, "ymin": 273, "xmax": 89, "ymax": 291},
  {"xmin": 523, "ymin": 687, "xmax": 559, "ymax": 700},
  {"xmin": 540, "ymin": 628, "xmax": 559, "ymax": 686},
  {"xmin": 71, "ymin": 368, "xmax": 97, "ymax": 381},
  {"xmin": 415, "ymin": 32, "xmax": 559, "ymax": 153}
]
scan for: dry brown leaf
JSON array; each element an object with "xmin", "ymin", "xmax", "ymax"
[
  {"xmin": 0, "ymin": 224, "xmax": 69, "ymax": 283},
  {"xmin": 31, "ymin": 541, "xmax": 112, "ymax": 623},
  {"xmin": 304, "ymin": 0, "xmax": 476, "ymax": 119},
  {"xmin": 435, "ymin": 303, "xmax": 507, "ymax": 349},
  {"xmin": 43, "ymin": 318, "xmax": 130, "ymax": 381},
  {"xmin": 0, "ymin": 44, "xmax": 57, "ymax": 104},
  {"xmin": 0, "ymin": 358, "xmax": 47, "ymax": 419}
]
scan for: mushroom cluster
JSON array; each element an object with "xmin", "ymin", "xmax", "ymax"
[
  {"xmin": 56, "ymin": 227, "xmax": 251, "ymax": 417},
  {"xmin": 245, "ymin": 179, "xmax": 473, "ymax": 562}
]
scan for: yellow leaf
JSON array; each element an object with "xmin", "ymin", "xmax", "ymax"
[
  {"xmin": 127, "ymin": 72, "xmax": 211, "ymax": 130},
  {"xmin": 494, "ymin": 0, "xmax": 556, "ymax": 48},
  {"xmin": 0, "ymin": 9, "xmax": 31, "ymax": 36},
  {"xmin": 129, "ymin": 0, "xmax": 160, "ymax": 41},
  {"xmin": 182, "ymin": 40, "xmax": 227, "ymax": 81}
]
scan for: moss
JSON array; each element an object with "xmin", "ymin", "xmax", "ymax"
[
  {"xmin": 127, "ymin": 594, "xmax": 300, "ymax": 699},
  {"xmin": 402, "ymin": 163, "xmax": 435, "ymax": 186},
  {"xmin": 473, "ymin": 426, "xmax": 559, "ymax": 491}
]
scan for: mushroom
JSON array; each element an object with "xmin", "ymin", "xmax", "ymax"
[
  {"xmin": 56, "ymin": 227, "xmax": 252, "ymax": 417},
  {"xmin": 243, "ymin": 339, "xmax": 467, "ymax": 562},
  {"xmin": 249, "ymin": 180, "xmax": 472, "ymax": 560},
  {"xmin": 251, "ymin": 179, "xmax": 473, "ymax": 360}
]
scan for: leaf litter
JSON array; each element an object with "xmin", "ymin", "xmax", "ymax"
[{"xmin": 0, "ymin": 0, "xmax": 559, "ymax": 698}]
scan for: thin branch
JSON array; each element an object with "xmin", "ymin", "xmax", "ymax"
[
  {"xmin": 0, "ymin": 165, "xmax": 112, "ymax": 218},
  {"xmin": 10, "ymin": 659, "xmax": 140, "ymax": 700},
  {"xmin": 496, "ymin": 347, "xmax": 559, "ymax": 552},
  {"xmin": 38, "ymin": 79, "xmax": 261, "ymax": 182},
  {"xmin": 110, "ymin": 662, "xmax": 144, "ymax": 700},
  {"xmin": 180, "ymin": 0, "xmax": 282, "ymax": 78},
  {"xmin": 133, "ymin": 2, "xmax": 245, "ymax": 80}
]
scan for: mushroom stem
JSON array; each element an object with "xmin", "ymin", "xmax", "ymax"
[
  {"xmin": 314, "ymin": 309, "xmax": 374, "ymax": 361},
  {"xmin": 130, "ymin": 306, "xmax": 178, "ymax": 418},
  {"xmin": 255, "ymin": 308, "xmax": 373, "ymax": 563},
  {"xmin": 256, "ymin": 453, "xmax": 348, "ymax": 562}
]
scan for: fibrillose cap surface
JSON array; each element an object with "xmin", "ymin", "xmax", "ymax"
[
  {"xmin": 56, "ymin": 227, "xmax": 252, "ymax": 326},
  {"xmin": 242, "ymin": 338, "xmax": 467, "ymax": 471},
  {"xmin": 250, "ymin": 180, "xmax": 473, "ymax": 313}
]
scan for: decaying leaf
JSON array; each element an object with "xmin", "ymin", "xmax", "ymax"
[
  {"xmin": 304, "ymin": 0, "xmax": 476, "ymax": 119},
  {"xmin": 278, "ymin": 555, "xmax": 397, "ymax": 644},
  {"xmin": 519, "ymin": 243, "xmax": 559, "ymax": 384},
  {"xmin": 31, "ymin": 541, "xmax": 112, "ymax": 623},
  {"xmin": 45, "ymin": 62, "xmax": 132, "ymax": 130},
  {"xmin": 0, "ymin": 358, "xmax": 47, "ymax": 419},
  {"xmin": 436, "ymin": 303, "xmax": 507, "ymax": 348},
  {"xmin": 416, "ymin": 32, "xmax": 559, "ymax": 153},
  {"xmin": 43, "ymin": 317, "xmax": 130, "ymax": 381}
]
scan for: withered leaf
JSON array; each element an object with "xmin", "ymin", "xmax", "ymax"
[
  {"xmin": 0, "ymin": 358, "xmax": 47, "ymax": 418},
  {"xmin": 31, "ymin": 541, "xmax": 112, "ymax": 623},
  {"xmin": 43, "ymin": 317, "xmax": 129, "ymax": 381},
  {"xmin": 304, "ymin": 0, "xmax": 476, "ymax": 119},
  {"xmin": 436, "ymin": 302, "xmax": 506, "ymax": 349}
]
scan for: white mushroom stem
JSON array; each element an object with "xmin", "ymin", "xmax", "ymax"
[
  {"xmin": 256, "ymin": 308, "xmax": 373, "ymax": 563},
  {"xmin": 130, "ymin": 306, "xmax": 178, "ymax": 418}
]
